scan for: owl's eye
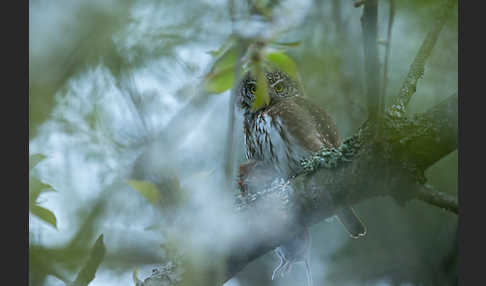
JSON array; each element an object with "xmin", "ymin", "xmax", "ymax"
[
  {"xmin": 274, "ymin": 82, "xmax": 284, "ymax": 93},
  {"xmin": 249, "ymin": 84, "xmax": 256, "ymax": 94}
]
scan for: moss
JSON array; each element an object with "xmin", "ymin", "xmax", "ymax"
[{"xmin": 300, "ymin": 133, "xmax": 363, "ymax": 174}]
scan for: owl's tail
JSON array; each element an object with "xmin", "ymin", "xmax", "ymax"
[{"xmin": 336, "ymin": 206, "xmax": 367, "ymax": 238}]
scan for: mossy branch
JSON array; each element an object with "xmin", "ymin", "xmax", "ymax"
[
  {"xmin": 390, "ymin": 0, "xmax": 457, "ymax": 116},
  {"xmin": 241, "ymin": 94, "xmax": 458, "ymax": 217}
]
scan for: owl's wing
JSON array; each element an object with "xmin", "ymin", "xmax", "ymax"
[
  {"xmin": 268, "ymin": 97, "xmax": 366, "ymax": 239},
  {"xmin": 268, "ymin": 96, "xmax": 340, "ymax": 153}
]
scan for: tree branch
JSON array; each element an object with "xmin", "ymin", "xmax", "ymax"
[
  {"xmin": 390, "ymin": 0, "xmax": 457, "ymax": 116},
  {"xmin": 416, "ymin": 184, "xmax": 457, "ymax": 214},
  {"xmin": 381, "ymin": 0, "xmax": 395, "ymax": 99},
  {"xmin": 387, "ymin": 93, "xmax": 458, "ymax": 170}
]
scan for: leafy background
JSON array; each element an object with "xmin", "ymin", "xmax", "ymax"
[{"xmin": 29, "ymin": 0, "xmax": 457, "ymax": 285}]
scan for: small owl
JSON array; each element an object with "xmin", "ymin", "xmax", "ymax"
[{"xmin": 236, "ymin": 68, "xmax": 366, "ymax": 285}]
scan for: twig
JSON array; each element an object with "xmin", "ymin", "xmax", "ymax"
[
  {"xmin": 416, "ymin": 184, "xmax": 458, "ymax": 214},
  {"xmin": 223, "ymin": 43, "xmax": 246, "ymax": 189},
  {"xmin": 381, "ymin": 0, "xmax": 395, "ymax": 106},
  {"xmin": 361, "ymin": 0, "xmax": 381, "ymax": 130},
  {"xmin": 390, "ymin": 0, "xmax": 457, "ymax": 117},
  {"xmin": 332, "ymin": 0, "xmax": 343, "ymax": 36},
  {"xmin": 223, "ymin": 0, "xmax": 239, "ymax": 189},
  {"xmin": 223, "ymin": 1, "xmax": 250, "ymax": 189}
]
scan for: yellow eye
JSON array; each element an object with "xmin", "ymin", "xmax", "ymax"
[
  {"xmin": 275, "ymin": 83, "xmax": 284, "ymax": 92},
  {"xmin": 249, "ymin": 84, "xmax": 256, "ymax": 94}
]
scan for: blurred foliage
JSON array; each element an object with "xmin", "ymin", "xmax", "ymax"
[
  {"xmin": 265, "ymin": 52, "xmax": 298, "ymax": 78},
  {"xmin": 127, "ymin": 180, "xmax": 162, "ymax": 207},
  {"xmin": 70, "ymin": 234, "xmax": 106, "ymax": 286},
  {"xmin": 203, "ymin": 37, "xmax": 300, "ymax": 112},
  {"xmin": 202, "ymin": 38, "xmax": 299, "ymax": 99},
  {"xmin": 29, "ymin": 0, "xmax": 457, "ymax": 285},
  {"xmin": 204, "ymin": 38, "xmax": 239, "ymax": 94},
  {"xmin": 30, "ymin": 153, "xmax": 46, "ymax": 170},
  {"xmin": 29, "ymin": 154, "xmax": 57, "ymax": 229}
]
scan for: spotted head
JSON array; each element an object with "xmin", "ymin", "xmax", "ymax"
[{"xmin": 237, "ymin": 69, "xmax": 303, "ymax": 112}]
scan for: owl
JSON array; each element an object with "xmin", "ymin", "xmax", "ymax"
[{"xmin": 236, "ymin": 68, "xmax": 366, "ymax": 285}]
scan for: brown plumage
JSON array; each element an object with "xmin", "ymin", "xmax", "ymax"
[{"xmin": 243, "ymin": 95, "xmax": 339, "ymax": 177}]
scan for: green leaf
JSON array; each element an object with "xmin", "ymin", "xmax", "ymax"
[
  {"xmin": 70, "ymin": 234, "xmax": 106, "ymax": 286},
  {"xmin": 127, "ymin": 180, "xmax": 161, "ymax": 206},
  {"xmin": 265, "ymin": 52, "xmax": 298, "ymax": 78},
  {"xmin": 203, "ymin": 67, "xmax": 234, "ymax": 94},
  {"xmin": 30, "ymin": 205, "xmax": 57, "ymax": 229},
  {"xmin": 29, "ymin": 154, "xmax": 46, "ymax": 171},
  {"xmin": 29, "ymin": 177, "xmax": 54, "ymax": 206},
  {"xmin": 203, "ymin": 45, "xmax": 238, "ymax": 94},
  {"xmin": 251, "ymin": 63, "xmax": 270, "ymax": 111},
  {"xmin": 210, "ymin": 45, "xmax": 237, "ymax": 73}
]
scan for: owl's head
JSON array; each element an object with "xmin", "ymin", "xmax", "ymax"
[{"xmin": 237, "ymin": 69, "xmax": 302, "ymax": 112}]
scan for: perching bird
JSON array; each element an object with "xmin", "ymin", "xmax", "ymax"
[{"xmin": 236, "ymin": 68, "xmax": 367, "ymax": 285}]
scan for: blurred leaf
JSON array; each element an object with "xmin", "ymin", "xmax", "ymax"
[
  {"xmin": 251, "ymin": 63, "xmax": 270, "ymax": 111},
  {"xmin": 127, "ymin": 180, "xmax": 161, "ymax": 206},
  {"xmin": 29, "ymin": 245, "xmax": 71, "ymax": 286},
  {"xmin": 207, "ymin": 45, "xmax": 237, "ymax": 73},
  {"xmin": 144, "ymin": 223, "xmax": 165, "ymax": 231},
  {"xmin": 133, "ymin": 267, "xmax": 142, "ymax": 286},
  {"xmin": 203, "ymin": 68, "xmax": 234, "ymax": 94},
  {"xmin": 203, "ymin": 44, "xmax": 238, "ymax": 94},
  {"xmin": 30, "ymin": 205, "xmax": 57, "ymax": 229},
  {"xmin": 29, "ymin": 177, "xmax": 54, "ymax": 206},
  {"xmin": 70, "ymin": 234, "xmax": 106, "ymax": 286},
  {"xmin": 206, "ymin": 37, "xmax": 236, "ymax": 57},
  {"xmin": 271, "ymin": 40, "xmax": 302, "ymax": 47},
  {"xmin": 250, "ymin": 0, "xmax": 273, "ymax": 19},
  {"xmin": 29, "ymin": 154, "xmax": 46, "ymax": 171},
  {"xmin": 265, "ymin": 52, "xmax": 298, "ymax": 78}
]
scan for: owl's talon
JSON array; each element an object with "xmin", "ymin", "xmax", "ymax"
[
  {"xmin": 272, "ymin": 261, "xmax": 291, "ymax": 280},
  {"xmin": 237, "ymin": 179, "xmax": 248, "ymax": 196},
  {"xmin": 280, "ymin": 261, "xmax": 292, "ymax": 278},
  {"xmin": 272, "ymin": 247, "xmax": 294, "ymax": 280}
]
